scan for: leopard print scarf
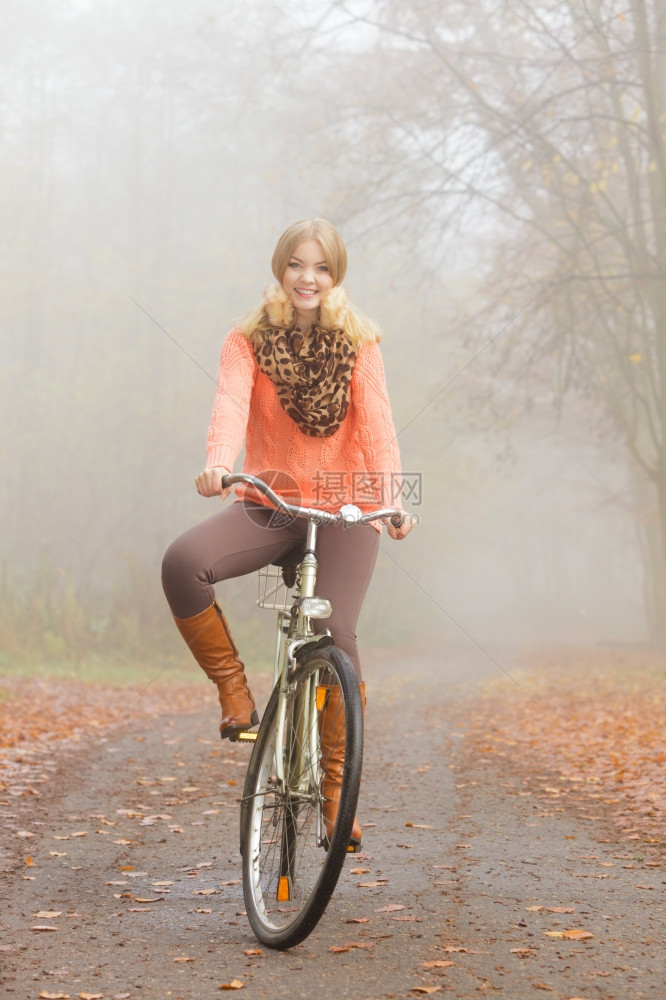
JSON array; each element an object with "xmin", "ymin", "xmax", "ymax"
[{"xmin": 253, "ymin": 324, "xmax": 357, "ymax": 437}]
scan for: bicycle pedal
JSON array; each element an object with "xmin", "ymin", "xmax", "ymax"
[{"xmin": 233, "ymin": 730, "xmax": 258, "ymax": 743}]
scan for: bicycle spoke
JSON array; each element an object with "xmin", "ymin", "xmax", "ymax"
[{"xmin": 241, "ymin": 648, "xmax": 363, "ymax": 948}]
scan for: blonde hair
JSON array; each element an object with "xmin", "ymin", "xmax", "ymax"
[{"xmin": 239, "ymin": 218, "xmax": 381, "ymax": 348}]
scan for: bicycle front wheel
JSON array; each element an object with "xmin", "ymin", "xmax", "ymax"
[{"xmin": 240, "ymin": 646, "xmax": 363, "ymax": 949}]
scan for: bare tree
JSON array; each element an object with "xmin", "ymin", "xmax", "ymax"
[{"xmin": 301, "ymin": 0, "xmax": 666, "ymax": 643}]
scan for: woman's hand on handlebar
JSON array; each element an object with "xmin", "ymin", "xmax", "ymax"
[
  {"xmin": 195, "ymin": 467, "xmax": 232, "ymax": 500},
  {"xmin": 385, "ymin": 513, "xmax": 416, "ymax": 541}
]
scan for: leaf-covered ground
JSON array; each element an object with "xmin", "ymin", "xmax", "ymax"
[
  {"xmin": 465, "ymin": 647, "xmax": 666, "ymax": 845},
  {"xmin": 0, "ymin": 672, "xmax": 272, "ymax": 802},
  {"xmin": 2, "ymin": 647, "xmax": 664, "ymax": 999},
  {"xmin": 3, "ymin": 646, "xmax": 664, "ymax": 849}
]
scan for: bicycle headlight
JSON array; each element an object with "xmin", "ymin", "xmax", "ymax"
[{"xmin": 297, "ymin": 597, "xmax": 332, "ymax": 619}]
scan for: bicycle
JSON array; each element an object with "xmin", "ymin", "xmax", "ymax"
[{"xmin": 222, "ymin": 472, "xmax": 403, "ymax": 949}]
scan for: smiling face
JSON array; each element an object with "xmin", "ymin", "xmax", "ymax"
[{"xmin": 280, "ymin": 239, "xmax": 334, "ymax": 327}]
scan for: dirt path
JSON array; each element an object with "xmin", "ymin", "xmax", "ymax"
[{"xmin": 1, "ymin": 649, "xmax": 664, "ymax": 999}]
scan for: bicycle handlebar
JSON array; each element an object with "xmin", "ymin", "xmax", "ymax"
[{"xmin": 221, "ymin": 472, "xmax": 405, "ymax": 528}]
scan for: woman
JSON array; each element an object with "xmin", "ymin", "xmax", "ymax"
[{"xmin": 162, "ymin": 218, "xmax": 414, "ymax": 846}]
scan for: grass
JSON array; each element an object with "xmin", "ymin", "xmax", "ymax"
[
  {"xmin": 0, "ymin": 647, "xmax": 273, "ymax": 690},
  {"xmin": 0, "ymin": 563, "xmax": 276, "ymax": 689}
]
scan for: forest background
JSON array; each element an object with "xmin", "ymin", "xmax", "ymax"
[{"xmin": 1, "ymin": 0, "xmax": 664, "ymax": 685}]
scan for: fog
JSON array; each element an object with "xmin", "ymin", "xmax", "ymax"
[{"xmin": 1, "ymin": 0, "xmax": 660, "ymax": 671}]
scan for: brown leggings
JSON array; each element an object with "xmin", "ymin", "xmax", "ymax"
[{"xmin": 161, "ymin": 501, "xmax": 380, "ymax": 679}]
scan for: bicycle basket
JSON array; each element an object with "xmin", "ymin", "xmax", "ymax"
[{"xmin": 256, "ymin": 564, "xmax": 297, "ymax": 611}]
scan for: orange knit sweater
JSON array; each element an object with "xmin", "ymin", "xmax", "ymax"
[{"xmin": 206, "ymin": 329, "xmax": 403, "ymax": 520}]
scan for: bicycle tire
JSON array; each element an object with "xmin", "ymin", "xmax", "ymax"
[{"xmin": 240, "ymin": 645, "xmax": 363, "ymax": 949}]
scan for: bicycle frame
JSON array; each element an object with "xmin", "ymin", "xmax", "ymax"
[
  {"xmin": 235, "ymin": 471, "xmax": 405, "ymax": 943},
  {"xmin": 271, "ymin": 518, "xmax": 326, "ymax": 842},
  {"xmin": 227, "ymin": 471, "xmax": 403, "ymax": 840}
]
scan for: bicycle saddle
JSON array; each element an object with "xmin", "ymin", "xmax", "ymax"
[{"xmin": 271, "ymin": 546, "xmax": 305, "ymax": 589}]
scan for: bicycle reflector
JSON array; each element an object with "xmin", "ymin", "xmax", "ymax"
[
  {"xmin": 277, "ymin": 876, "xmax": 292, "ymax": 902},
  {"xmin": 297, "ymin": 597, "xmax": 332, "ymax": 619}
]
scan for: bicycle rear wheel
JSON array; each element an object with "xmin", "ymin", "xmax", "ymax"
[{"xmin": 240, "ymin": 646, "xmax": 363, "ymax": 949}]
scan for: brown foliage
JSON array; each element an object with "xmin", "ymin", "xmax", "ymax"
[
  {"xmin": 467, "ymin": 648, "xmax": 666, "ymax": 843},
  {"xmin": 0, "ymin": 677, "xmax": 210, "ymax": 798}
]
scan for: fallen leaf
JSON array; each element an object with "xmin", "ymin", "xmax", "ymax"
[
  {"xmin": 330, "ymin": 945, "xmax": 350, "ymax": 953},
  {"xmin": 510, "ymin": 948, "xmax": 534, "ymax": 955},
  {"xmin": 345, "ymin": 917, "xmax": 371, "ymax": 924},
  {"xmin": 349, "ymin": 868, "xmax": 370, "ymax": 874},
  {"xmin": 405, "ymin": 822, "xmax": 434, "ymax": 829},
  {"xmin": 33, "ymin": 925, "xmax": 59, "ymax": 932},
  {"xmin": 173, "ymin": 957, "xmax": 195, "ymax": 963},
  {"xmin": 219, "ymin": 981, "xmax": 244, "ymax": 990},
  {"xmin": 49, "ymin": 852, "xmax": 67, "ymax": 857},
  {"xmin": 410, "ymin": 988, "xmax": 441, "ymax": 996},
  {"xmin": 25, "ymin": 856, "xmax": 35, "ymax": 867},
  {"xmin": 79, "ymin": 994, "xmax": 105, "ymax": 999},
  {"xmin": 39, "ymin": 993, "xmax": 70, "ymax": 999},
  {"xmin": 70, "ymin": 831, "xmax": 88, "ymax": 838},
  {"xmin": 357, "ymin": 881, "xmax": 386, "ymax": 888},
  {"xmin": 244, "ymin": 949, "xmax": 263, "ymax": 956},
  {"xmin": 34, "ymin": 911, "xmax": 63, "ymax": 918},
  {"xmin": 423, "ymin": 960, "xmax": 454, "ymax": 968},
  {"xmin": 16, "ymin": 830, "xmax": 34, "ymax": 838},
  {"xmin": 545, "ymin": 929, "xmax": 594, "ymax": 940},
  {"xmin": 532, "ymin": 984, "xmax": 552, "ymax": 992},
  {"xmin": 547, "ymin": 906, "xmax": 574, "ymax": 913},
  {"xmin": 525, "ymin": 905, "xmax": 543, "ymax": 911}
]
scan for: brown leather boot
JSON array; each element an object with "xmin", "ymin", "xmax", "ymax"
[
  {"xmin": 174, "ymin": 602, "xmax": 259, "ymax": 741},
  {"xmin": 318, "ymin": 681, "xmax": 365, "ymax": 849}
]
